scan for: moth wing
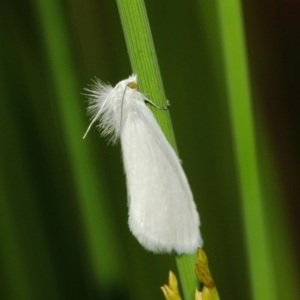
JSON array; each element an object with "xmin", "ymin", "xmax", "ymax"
[{"xmin": 121, "ymin": 102, "xmax": 202, "ymax": 254}]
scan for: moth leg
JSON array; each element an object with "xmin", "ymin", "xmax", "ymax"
[{"xmin": 144, "ymin": 97, "xmax": 169, "ymax": 110}]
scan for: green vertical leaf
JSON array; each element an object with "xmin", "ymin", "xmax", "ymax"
[
  {"xmin": 116, "ymin": 0, "xmax": 197, "ymax": 299},
  {"xmin": 216, "ymin": 1, "xmax": 276, "ymax": 299},
  {"xmin": 35, "ymin": 0, "xmax": 122, "ymax": 289}
]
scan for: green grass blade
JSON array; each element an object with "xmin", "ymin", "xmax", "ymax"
[
  {"xmin": 116, "ymin": 0, "xmax": 176, "ymax": 147},
  {"xmin": 35, "ymin": 0, "xmax": 121, "ymax": 288},
  {"xmin": 216, "ymin": 1, "xmax": 276, "ymax": 299},
  {"xmin": 0, "ymin": 27, "xmax": 61, "ymax": 300},
  {"xmin": 116, "ymin": 1, "xmax": 197, "ymax": 299}
]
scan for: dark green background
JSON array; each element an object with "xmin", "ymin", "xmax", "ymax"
[{"xmin": 1, "ymin": 0, "xmax": 299, "ymax": 299}]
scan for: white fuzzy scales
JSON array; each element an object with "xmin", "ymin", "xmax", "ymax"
[{"xmin": 84, "ymin": 74, "xmax": 203, "ymax": 254}]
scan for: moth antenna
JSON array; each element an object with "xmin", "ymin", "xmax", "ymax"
[
  {"xmin": 83, "ymin": 108, "xmax": 102, "ymax": 139},
  {"xmin": 119, "ymin": 84, "xmax": 129, "ymax": 134}
]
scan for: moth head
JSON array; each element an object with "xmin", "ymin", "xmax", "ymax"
[
  {"xmin": 127, "ymin": 73, "xmax": 137, "ymax": 87},
  {"xmin": 128, "ymin": 81, "xmax": 137, "ymax": 90}
]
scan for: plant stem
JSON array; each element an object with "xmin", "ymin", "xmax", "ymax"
[
  {"xmin": 216, "ymin": 1, "xmax": 276, "ymax": 299},
  {"xmin": 116, "ymin": 0, "xmax": 197, "ymax": 299},
  {"xmin": 36, "ymin": 0, "xmax": 121, "ymax": 288}
]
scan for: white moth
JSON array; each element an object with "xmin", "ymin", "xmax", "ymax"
[{"xmin": 83, "ymin": 74, "xmax": 202, "ymax": 254}]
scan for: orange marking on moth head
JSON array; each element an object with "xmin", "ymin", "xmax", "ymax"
[{"xmin": 128, "ymin": 81, "xmax": 137, "ymax": 89}]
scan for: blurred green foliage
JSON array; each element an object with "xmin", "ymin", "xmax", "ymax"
[{"xmin": 0, "ymin": 0, "xmax": 299, "ymax": 299}]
